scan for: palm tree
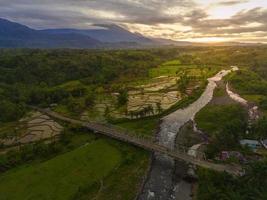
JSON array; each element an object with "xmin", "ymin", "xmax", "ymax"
[{"xmin": 156, "ymin": 102, "xmax": 162, "ymax": 114}]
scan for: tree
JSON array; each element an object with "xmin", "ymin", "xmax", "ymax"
[
  {"xmin": 156, "ymin": 102, "xmax": 163, "ymax": 114},
  {"xmin": 259, "ymin": 97, "xmax": 267, "ymax": 110},
  {"xmin": 117, "ymin": 89, "xmax": 128, "ymax": 106},
  {"xmin": 104, "ymin": 106, "xmax": 110, "ymax": 118},
  {"xmin": 0, "ymin": 100, "xmax": 25, "ymax": 122},
  {"xmin": 85, "ymin": 92, "xmax": 95, "ymax": 108},
  {"xmin": 70, "ymin": 87, "xmax": 86, "ymax": 97},
  {"xmin": 253, "ymin": 117, "xmax": 267, "ymax": 139},
  {"xmin": 177, "ymin": 70, "xmax": 189, "ymax": 94},
  {"xmin": 67, "ymin": 97, "xmax": 85, "ymax": 114}
]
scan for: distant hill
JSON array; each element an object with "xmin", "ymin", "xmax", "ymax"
[
  {"xmin": 41, "ymin": 24, "xmax": 153, "ymax": 44},
  {"xmin": 0, "ymin": 18, "xmax": 100, "ymax": 48},
  {"xmin": 0, "ymin": 18, "xmax": 156, "ymax": 48}
]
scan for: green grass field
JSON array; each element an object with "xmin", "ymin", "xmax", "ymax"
[
  {"xmin": 149, "ymin": 59, "xmax": 182, "ymax": 78},
  {"xmin": 161, "ymin": 59, "xmax": 181, "ymax": 66},
  {"xmin": 213, "ymin": 86, "xmax": 226, "ymax": 97},
  {"xmin": 0, "ymin": 129, "xmax": 150, "ymax": 200},
  {"xmin": 0, "ymin": 140, "xmax": 121, "ymax": 200},
  {"xmin": 242, "ymin": 94, "xmax": 265, "ymax": 104},
  {"xmin": 148, "ymin": 59, "xmax": 219, "ymax": 79},
  {"xmin": 115, "ymin": 117, "xmax": 159, "ymax": 136},
  {"xmin": 149, "ymin": 65, "xmax": 181, "ymax": 78},
  {"xmin": 195, "ymin": 104, "xmax": 247, "ymax": 135},
  {"xmin": 82, "ymin": 141, "xmax": 150, "ymax": 200}
]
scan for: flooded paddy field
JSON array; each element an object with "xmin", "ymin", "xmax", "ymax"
[{"xmin": 0, "ymin": 111, "xmax": 63, "ymax": 147}]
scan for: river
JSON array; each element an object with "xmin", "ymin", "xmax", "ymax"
[{"xmin": 138, "ymin": 67, "xmax": 238, "ymax": 200}]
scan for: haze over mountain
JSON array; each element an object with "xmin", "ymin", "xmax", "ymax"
[
  {"xmin": 41, "ymin": 24, "xmax": 153, "ymax": 44},
  {"xmin": 0, "ymin": 18, "xmax": 101, "ymax": 48},
  {"xmin": 0, "ymin": 18, "xmax": 173, "ymax": 48}
]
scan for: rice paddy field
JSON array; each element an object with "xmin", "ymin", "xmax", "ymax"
[{"xmin": 51, "ymin": 59, "xmax": 220, "ymax": 122}]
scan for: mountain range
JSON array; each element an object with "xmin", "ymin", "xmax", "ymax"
[
  {"xmin": 0, "ymin": 18, "xmax": 261, "ymax": 48},
  {"xmin": 0, "ymin": 18, "xmax": 171, "ymax": 48}
]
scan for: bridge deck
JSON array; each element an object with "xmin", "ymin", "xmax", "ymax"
[{"xmin": 36, "ymin": 108, "xmax": 242, "ymax": 176}]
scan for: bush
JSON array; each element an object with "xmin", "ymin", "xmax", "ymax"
[
  {"xmin": 117, "ymin": 89, "xmax": 128, "ymax": 106},
  {"xmin": 85, "ymin": 92, "xmax": 96, "ymax": 108},
  {"xmin": 0, "ymin": 100, "xmax": 25, "ymax": 122},
  {"xmin": 197, "ymin": 160, "xmax": 267, "ymax": 200}
]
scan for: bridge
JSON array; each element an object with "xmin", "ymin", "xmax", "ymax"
[{"xmin": 35, "ymin": 108, "xmax": 242, "ymax": 176}]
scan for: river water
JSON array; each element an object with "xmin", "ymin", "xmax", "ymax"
[
  {"xmin": 226, "ymin": 82, "xmax": 259, "ymax": 122},
  {"xmin": 138, "ymin": 67, "xmax": 238, "ymax": 200}
]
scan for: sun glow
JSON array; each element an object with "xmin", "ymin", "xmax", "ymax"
[{"xmin": 181, "ymin": 37, "xmax": 230, "ymax": 43}]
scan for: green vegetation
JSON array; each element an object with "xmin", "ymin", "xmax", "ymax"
[
  {"xmin": 115, "ymin": 117, "xmax": 158, "ymax": 136},
  {"xmin": 0, "ymin": 140, "xmax": 121, "ymax": 200},
  {"xmin": 197, "ymin": 159, "xmax": 267, "ymax": 200},
  {"xmin": 0, "ymin": 127, "xmax": 150, "ymax": 200},
  {"xmin": 76, "ymin": 141, "xmax": 149, "ymax": 200},
  {"xmin": 162, "ymin": 59, "xmax": 181, "ymax": 66},
  {"xmin": 227, "ymin": 70, "xmax": 267, "ymax": 96},
  {"xmin": 0, "ymin": 49, "xmax": 181, "ymax": 122},
  {"xmin": 213, "ymin": 85, "xmax": 227, "ymax": 97},
  {"xmin": 0, "ymin": 128, "xmax": 96, "ymax": 171},
  {"xmin": 0, "ymin": 100, "xmax": 25, "ymax": 122},
  {"xmin": 148, "ymin": 59, "xmax": 219, "ymax": 79},
  {"xmin": 195, "ymin": 104, "xmax": 247, "ymax": 135},
  {"xmin": 252, "ymin": 117, "xmax": 267, "ymax": 139},
  {"xmin": 149, "ymin": 62, "xmax": 181, "ymax": 77},
  {"xmin": 195, "ymin": 104, "xmax": 248, "ymax": 158},
  {"xmin": 227, "ymin": 61, "xmax": 267, "ymax": 141},
  {"xmin": 177, "ymin": 70, "xmax": 189, "ymax": 94},
  {"xmin": 117, "ymin": 89, "xmax": 129, "ymax": 106},
  {"xmin": 0, "ymin": 48, "xmax": 225, "ymax": 122},
  {"xmin": 0, "ymin": 121, "xmax": 21, "ymax": 139}
]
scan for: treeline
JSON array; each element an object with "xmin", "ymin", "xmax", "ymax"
[
  {"xmin": 228, "ymin": 70, "xmax": 267, "ymax": 96},
  {"xmin": 197, "ymin": 159, "xmax": 267, "ymax": 200},
  {"xmin": 0, "ymin": 49, "xmax": 180, "ymax": 86},
  {"xmin": 0, "ymin": 127, "xmax": 95, "ymax": 172}
]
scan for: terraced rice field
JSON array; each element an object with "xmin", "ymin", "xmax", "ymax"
[{"xmin": 0, "ymin": 112, "xmax": 63, "ymax": 146}]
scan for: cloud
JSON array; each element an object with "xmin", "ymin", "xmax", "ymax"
[
  {"xmin": 0, "ymin": 0, "xmax": 195, "ymax": 28},
  {"xmin": 181, "ymin": 7, "xmax": 267, "ymax": 35},
  {"xmin": 216, "ymin": 0, "xmax": 249, "ymax": 6},
  {"xmin": 0, "ymin": 0, "xmax": 266, "ymax": 42}
]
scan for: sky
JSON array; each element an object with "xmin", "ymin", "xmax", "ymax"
[{"xmin": 1, "ymin": 0, "xmax": 267, "ymax": 43}]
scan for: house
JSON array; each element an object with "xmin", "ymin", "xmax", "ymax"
[
  {"xmin": 220, "ymin": 151, "xmax": 245, "ymax": 162},
  {"xmin": 240, "ymin": 139, "xmax": 261, "ymax": 151}
]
